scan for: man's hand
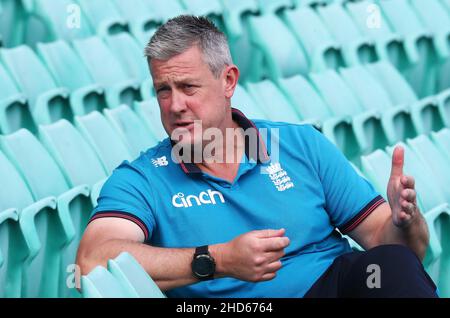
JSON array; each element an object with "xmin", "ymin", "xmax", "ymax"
[
  {"xmin": 215, "ymin": 229, "xmax": 290, "ymax": 282},
  {"xmin": 387, "ymin": 146, "xmax": 419, "ymax": 228}
]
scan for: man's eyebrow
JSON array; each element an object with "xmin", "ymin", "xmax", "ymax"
[{"xmin": 154, "ymin": 77, "xmax": 200, "ymax": 87}]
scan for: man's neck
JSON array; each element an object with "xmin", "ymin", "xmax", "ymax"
[{"xmin": 195, "ymin": 119, "xmax": 245, "ymax": 183}]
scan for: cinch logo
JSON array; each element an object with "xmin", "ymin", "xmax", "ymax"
[{"xmin": 172, "ymin": 189, "xmax": 225, "ymax": 208}]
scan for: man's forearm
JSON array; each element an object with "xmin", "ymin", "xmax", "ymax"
[
  {"xmin": 377, "ymin": 209, "xmax": 429, "ymax": 260},
  {"xmin": 77, "ymin": 240, "xmax": 227, "ymax": 291}
]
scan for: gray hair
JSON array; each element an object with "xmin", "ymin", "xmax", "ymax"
[{"xmin": 144, "ymin": 15, "xmax": 233, "ymax": 78}]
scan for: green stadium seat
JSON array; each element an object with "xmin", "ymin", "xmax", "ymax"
[
  {"xmin": 81, "ymin": 265, "xmax": 130, "ymax": 298},
  {"xmin": 278, "ymin": 74, "xmax": 333, "ymax": 124},
  {"xmin": 0, "ymin": 62, "xmax": 35, "ymax": 133},
  {"xmin": 105, "ymin": 33, "xmax": 154, "ymax": 100},
  {"xmin": 366, "ymin": 61, "xmax": 447, "ymax": 132},
  {"xmin": 29, "ymin": 0, "xmax": 93, "ymax": 42},
  {"xmin": 407, "ymin": 135, "xmax": 450, "ymax": 202},
  {"xmin": 409, "ymin": 0, "xmax": 450, "ymax": 93},
  {"xmin": 409, "ymin": 0, "xmax": 450, "ymax": 62},
  {"xmin": 73, "ymin": 36, "xmax": 142, "ymax": 107},
  {"xmin": 245, "ymin": 79, "xmax": 302, "ymax": 123},
  {"xmin": 309, "ymin": 69, "xmax": 383, "ymax": 162},
  {"xmin": 246, "ymin": 13, "xmax": 309, "ymax": 81},
  {"xmin": 74, "ymin": 111, "xmax": 132, "ymax": 174},
  {"xmin": 442, "ymin": 0, "xmax": 450, "ymax": 12},
  {"xmin": 232, "ymin": 84, "xmax": 267, "ymax": 120},
  {"xmin": 112, "ymin": 0, "xmax": 160, "ymax": 45},
  {"xmin": 38, "ymin": 119, "xmax": 108, "ymax": 188},
  {"xmin": 36, "ymin": 40, "xmax": 107, "ymax": 115},
  {"xmin": 0, "ymin": 149, "xmax": 76, "ymax": 298},
  {"xmin": 0, "ymin": 129, "xmax": 92, "ymax": 297},
  {"xmin": 133, "ymin": 99, "xmax": 168, "ymax": 142},
  {"xmin": 0, "ymin": 208, "xmax": 19, "ymax": 298},
  {"xmin": 0, "ymin": 0, "xmax": 27, "ymax": 47},
  {"xmin": 0, "ymin": 45, "xmax": 73, "ymax": 125},
  {"xmin": 104, "ymin": 105, "xmax": 158, "ymax": 158},
  {"xmin": 431, "ymin": 128, "xmax": 450, "ymax": 161},
  {"xmin": 107, "ymin": 252, "xmax": 166, "ymax": 298},
  {"xmin": 378, "ymin": 0, "xmax": 437, "ymax": 98},
  {"xmin": 76, "ymin": 0, "xmax": 128, "ymax": 36},
  {"xmin": 221, "ymin": 0, "xmax": 258, "ymax": 38},
  {"xmin": 345, "ymin": 1, "xmax": 408, "ymax": 69},
  {"xmin": 256, "ymin": 0, "xmax": 293, "ymax": 15},
  {"xmin": 281, "ymin": 6, "xmax": 344, "ymax": 72},
  {"xmin": 316, "ymin": 3, "xmax": 377, "ymax": 66},
  {"xmin": 339, "ymin": 65, "xmax": 414, "ymax": 147},
  {"xmin": 144, "ymin": 0, "xmax": 187, "ymax": 22},
  {"xmin": 180, "ymin": 0, "xmax": 225, "ymax": 30}
]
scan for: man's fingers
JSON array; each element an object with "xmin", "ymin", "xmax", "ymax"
[
  {"xmin": 260, "ymin": 272, "xmax": 277, "ymax": 281},
  {"xmin": 400, "ymin": 200, "xmax": 415, "ymax": 215},
  {"xmin": 261, "ymin": 236, "xmax": 290, "ymax": 252},
  {"xmin": 390, "ymin": 146, "xmax": 404, "ymax": 178},
  {"xmin": 265, "ymin": 250, "xmax": 285, "ymax": 263},
  {"xmin": 254, "ymin": 228, "xmax": 285, "ymax": 239},
  {"xmin": 401, "ymin": 175, "xmax": 415, "ymax": 189},
  {"xmin": 401, "ymin": 188, "xmax": 416, "ymax": 202},
  {"xmin": 265, "ymin": 260, "xmax": 283, "ymax": 273}
]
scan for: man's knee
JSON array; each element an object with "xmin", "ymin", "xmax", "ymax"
[{"xmin": 342, "ymin": 244, "xmax": 438, "ymax": 297}]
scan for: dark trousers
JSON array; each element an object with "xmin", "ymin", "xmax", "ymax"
[{"xmin": 304, "ymin": 244, "xmax": 438, "ymax": 298}]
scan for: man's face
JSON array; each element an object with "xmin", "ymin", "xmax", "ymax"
[{"xmin": 150, "ymin": 45, "xmax": 230, "ymax": 147}]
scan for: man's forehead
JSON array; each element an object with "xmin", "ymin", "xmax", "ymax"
[{"xmin": 153, "ymin": 74, "xmax": 200, "ymax": 86}]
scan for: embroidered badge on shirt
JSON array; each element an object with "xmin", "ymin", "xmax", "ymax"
[{"xmin": 266, "ymin": 163, "xmax": 295, "ymax": 192}]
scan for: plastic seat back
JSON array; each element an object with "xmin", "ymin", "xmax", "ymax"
[
  {"xmin": 39, "ymin": 119, "xmax": 107, "ymax": 187},
  {"xmin": 75, "ymin": 111, "xmax": 132, "ymax": 173},
  {"xmin": 36, "ymin": 40, "xmax": 93, "ymax": 91},
  {"xmin": 0, "ymin": 45, "xmax": 57, "ymax": 105},
  {"xmin": 133, "ymin": 99, "xmax": 168, "ymax": 142},
  {"xmin": 81, "ymin": 266, "xmax": 130, "ymax": 298},
  {"xmin": 73, "ymin": 37, "xmax": 130, "ymax": 87},
  {"xmin": 245, "ymin": 80, "xmax": 302, "ymax": 123},
  {"xmin": 232, "ymin": 84, "xmax": 267, "ymax": 120},
  {"xmin": 279, "ymin": 75, "xmax": 332, "ymax": 121},
  {"xmin": 77, "ymin": 0, "xmax": 127, "ymax": 35},
  {"xmin": 105, "ymin": 33, "xmax": 148, "ymax": 82},
  {"xmin": 108, "ymin": 252, "xmax": 166, "ymax": 298},
  {"xmin": 0, "ymin": 129, "xmax": 69, "ymax": 199},
  {"xmin": 104, "ymin": 105, "xmax": 157, "ymax": 158},
  {"xmin": 309, "ymin": 70, "xmax": 363, "ymax": 116}
]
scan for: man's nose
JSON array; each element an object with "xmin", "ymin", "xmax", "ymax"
[{"xmin": 169, "ymin": 90, "xmax": 187, "ymax": 114}]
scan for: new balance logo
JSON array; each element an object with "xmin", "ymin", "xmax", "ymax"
[
  {"xmin": 152, "ymin": 156, "xmax": 168, "ymax": 167},
  {"xmin": 172, "ymin": 189, "xmax": 225, "ymax": 208}
]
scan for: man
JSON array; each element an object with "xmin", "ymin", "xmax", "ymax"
[{"xmin": 76, "ymin": 16, "xmax": 437, "ymax": 297}]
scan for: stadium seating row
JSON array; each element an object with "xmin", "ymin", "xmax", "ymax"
[{"xmin": 1, "ymin": 0, "xmax": 449, "ymax": 97}]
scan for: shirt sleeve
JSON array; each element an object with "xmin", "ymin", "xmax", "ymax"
[
  {"xmin": 305, "ymin": 126, "xmax": 386, "ymax": 234},
  {"xmin": 89, "ymin": 161, "xmax": 156, "ymax": 241}
]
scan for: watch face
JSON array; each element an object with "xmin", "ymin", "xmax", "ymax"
[{"xmin": 193, "ymin": 255, "xmax": 215, "ymax": 277}]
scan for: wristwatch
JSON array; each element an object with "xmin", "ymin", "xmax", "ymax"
[{"xmin": 191, "ymin": 245, "xmax": 216, "ymax": 281}]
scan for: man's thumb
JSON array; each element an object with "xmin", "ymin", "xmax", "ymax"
[{"xmin": 390, "ymin": 145, "xmax": 404, "ymax": 178}]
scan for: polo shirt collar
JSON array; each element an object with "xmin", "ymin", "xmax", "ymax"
[{"xmin": 173, "ymin": 108, "xmax": 270, "ymax": 174}]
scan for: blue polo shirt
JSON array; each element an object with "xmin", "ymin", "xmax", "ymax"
[{"xmin": 90, "ymin": 108, "xmax": 385, "ymax": 297}]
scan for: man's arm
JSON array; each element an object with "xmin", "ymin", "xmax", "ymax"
[
  {"xmin": 76, "ymin": 218, "xmax": 289, "ymax": 291},
  {"xmin": 348, "ymin": 146, "xmax": 429, "ymax": 260}
]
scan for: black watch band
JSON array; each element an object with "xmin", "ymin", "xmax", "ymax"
[
  {"xmin": 195, "ymin": 245, "xmax": 209, "ymax": 257},
  {"xmin": 192, "ymin": 245, "xmax": 215, "ymax": 281}
]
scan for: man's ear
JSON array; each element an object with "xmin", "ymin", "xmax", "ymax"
[{"xmin": 224, "ymin": 65, "xmax": 240, "ymax": 99}]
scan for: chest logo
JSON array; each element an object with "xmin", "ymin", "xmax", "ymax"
[
  {"xmin": 152, "ymin": 156, "xmax": 169, "ymax": 167},
  {"xmin": 266, "ymin": 163, "xmax": 295, "ymax": 192},
  {"xmin": 172, "ymin": 189, "xmax": 226, "ymax": 208}
]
